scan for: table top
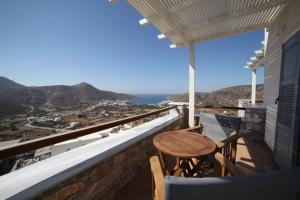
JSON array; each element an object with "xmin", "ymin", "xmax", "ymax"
[{"xmin": 153, "ymin": 131, "xmax": 216, "ymax": 158}]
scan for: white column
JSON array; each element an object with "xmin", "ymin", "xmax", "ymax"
[
  {"xmin": 189, "ymin": 44, "xmax": 195, "ymax": 127},
  {"xmin": 251, "ymin": 69, "xmax": 256, "ymax": 105}
]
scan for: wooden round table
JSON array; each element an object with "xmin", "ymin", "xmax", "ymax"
[{"xmin": 153, "ymin": 131, "xmax": 216, "ymax": 176}]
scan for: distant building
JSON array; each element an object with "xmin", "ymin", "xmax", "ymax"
[
  {"xmin": 76, "ymin": 111, "xmax": 86, "ymax": 118},
  {"xmin": 66, "ymin": 122, "xmax": 81, "ymax": 130},
  {"xmin": 54, "ymin": 116, "xmax": 64, "ymax": 122},
  {"xmin": 99, "ymin": 110, "xmax": 110, "ymax": 118}
]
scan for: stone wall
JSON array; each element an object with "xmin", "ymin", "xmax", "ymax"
[
  {"xmin": 241, "ymin": 106, "xmax": 266, "ymax": 140},
  {"xmin": 36, "ymin": 113, "xmax": 187, "ymax": 200}
]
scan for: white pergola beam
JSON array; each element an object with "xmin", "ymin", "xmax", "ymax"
[
  {"xmin": 247, "ymin": 56, "xmax": 265, "ymax": 70},
  {"xmin": 189, "ymin": 44, "xmax": 195, "ymax": 127},
  {"xmin": 119, "ymin": 0, "xmax": 287, "ymax": 48},
  {"xmin": 169, "ymin": 44, "xmax": 177, "ymax": 48},
  {"xmin": 139, "ymin": 0, "xmax": 205, "ymax": 26},
  {"xmin": 250, "ymin": 57, "xmax": 258, "ymax": 62},
  {"xmin": 251, "ymin": 69, "xmax": 257, "ymax": 105},
  {"xmin": 253, "ymin": 59, "xmax": 265, "ymax": 70},
  {"xmin": 157, "ymin": 33, "xmax": 166, "ymax": 40},
  {"xmin": 164, "ymin": 0, "xmax": 286, "ymax": 37},
  {"xmin": 169, "ymin": 0, "xmax": 204, "ymax": 13},
  {"xmin": 255, "ymin": 49, "xmax": 264, "ymax": 56},
  {"xmin": 193, "ymin": 22, "xmax": 272, "ymax": 43},
  {"xmin": 264, "ymin": 28, "xmax": 269, "ymax": 56},
  {"xmin": 170, "ymin": 43, "xmax": 184, "ymax": 49},
  {"xmin": 247, "ymin": 61, "xmax": 254, "ymax": 66},
  {"xmin": 139, "ymin": 18, "xmax": 149, "ymax": 26},
  {"xmin": 139, "ymin": 0, "xmax": 190, "ymax": 46}
]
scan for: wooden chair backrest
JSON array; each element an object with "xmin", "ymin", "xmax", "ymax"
[
  {"xmin": 178, "ymin": 125, "xmax": 203, "ymax": 134},
  {"xmin": 196, "ymin": 112, "xmax": 242, "ymax": 163},
  {"xmin": 150, "ymin": 156, "xmax": 165, "ymax": 200},
  {"xmin": 199, "ymin": 112, "xmax": 242, "ymax": 131}
]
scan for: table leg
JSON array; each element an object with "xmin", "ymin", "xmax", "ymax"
[
  {"xmin": 174, "ymin": 167, "xmax": 183, "ymax": 176},
  {"xmin": 180, "ymin": 158, "xmax": 203, "ymax": 177},
  {"xmin": 173, "ymin": 157, "xmax": 183, "ymax": 177},
  {"xmin": 173, "ymin": 158, "xmax": 196, "ymax": 177},
  {"xmin": 176, "ymin": 157, "xmax": 180, "ymax": 168},
  {"xmin": 158, "ymin": 151, "xmax": 169, "ymax": 175}
]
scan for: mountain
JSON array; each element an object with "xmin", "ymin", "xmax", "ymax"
[
  {"xmin": 0, "ymin": 77, "xmax": 25, "ymax": 90},
  {"xmin": 0, "ymin": 77, "xmax": 133, "ymax": 114},
  {"xmin": 169, "ymin": 84, "xmax": 264, "ymax": 106}
]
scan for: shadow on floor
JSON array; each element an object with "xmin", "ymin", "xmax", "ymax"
[{"xmin": 236, "ymin": 135, "xmax": 277, "ymax": 173}]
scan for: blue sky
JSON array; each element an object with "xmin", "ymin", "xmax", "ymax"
[{"xmin": 0, "ymin": 0, "xmax": 264, "ymax": 94}]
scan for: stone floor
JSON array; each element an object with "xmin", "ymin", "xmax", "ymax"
[
  {"xmin": 235, "ymin": 136, "xmax": 277, "ymax": 173},
  {"xmin": 113, "ymin": 135, "xmax": 276, "ymax": 200}
]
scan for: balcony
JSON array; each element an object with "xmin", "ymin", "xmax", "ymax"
[
  {"xmin": 1, "ymin": 0, "xmax": 300, "ymax": 199},
  {"xmin": 0, "ymin": 104, "xmax": 278, "ymax": 200}
]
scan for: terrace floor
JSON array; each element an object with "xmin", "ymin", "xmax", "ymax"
[{"xmin": 113, "ymin": 135, "xmax": 276, "ymax": 200}]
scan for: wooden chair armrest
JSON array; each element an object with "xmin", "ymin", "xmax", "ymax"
[
  {"xmin": 179, "ymin": 125, "xmax": 203, "ymax": 134},
  {"xmin": 216, "ymin": 142, "xmax": 225, "ymax": 149},
  {"xmin": 216, "ymin": 131, "xmax": 240, "ymax": 149},
  {"xmin": 150, "ymin": 156, "xmax": 165, "ymax": 200},
  {"xmin": 214, "ymin": 152, "xmax": 244, "ymax": 176}
]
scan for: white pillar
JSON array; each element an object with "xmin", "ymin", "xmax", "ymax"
[
  {"xmin": 251, "ymin": 69, "xmax": 256, "ymax": 105},
  {"xmin": 189, "ymin": 44, "xmax": 195, "ymax": 127}
]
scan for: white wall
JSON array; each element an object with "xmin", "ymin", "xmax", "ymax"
[{"xmin": 264, "ymin": 0, "xmax": 300, "ymax": 150}]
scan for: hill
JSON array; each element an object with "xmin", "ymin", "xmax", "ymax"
[
  {"xmin": 169, "ymin": 84, "xmax": 264, "ymax": 106},
  {"xmin": 0, "ymin": 77, "xmax": 133, "ymax": 115},
  {"xmin": 0, "ymin": 77, "xmax": 25, "ymax": 90}
]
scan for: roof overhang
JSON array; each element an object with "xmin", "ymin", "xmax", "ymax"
[{"xmin": 111, "ymin": 0, "xmax": 289, "ymax": 48}]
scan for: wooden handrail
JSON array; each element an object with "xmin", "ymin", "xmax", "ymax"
[
  {"xmin": 0, "ymin": 106, "xmax": 177, "ymax": 160},
  {"xmin": 195, "ymin": 105, "xmax": 246, "ymax": 110}
]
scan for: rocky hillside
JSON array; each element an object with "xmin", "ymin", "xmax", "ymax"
[
  {"xmin": 0, "ymin": 77, "xmax": 133, "ymax": 114},
  {"xmin": 0, "ymin": 77, "xmax": 25, "ymax": 90},
  {"xmin": 170, "ymin": 84, "xmax": 264, "ymax": 106}
]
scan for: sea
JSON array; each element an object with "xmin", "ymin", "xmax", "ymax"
[{"xmin": 128, "ymin": 94, "xmax": 170, "ymax": 105}]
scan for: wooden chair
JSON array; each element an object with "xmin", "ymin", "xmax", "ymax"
[
  {"xmin": 213, "ymin": 152, "xmax": 255, "ymax": 176},
  {"xmin": 163, "ymin": 163, "xmax": 299, "ymax": 200},
  {"xmin": 181, "ymin": 126, "xmax": 240, "ymax": 163},
  {"xmin": 150, "ymin": 156, "xmax": 165, "ymax": 200},
  {"xmin": 198, "ymin": 112, "xmax": 241, "ymax": 163},
  {"xmin": 150, "ymin": 154, "xmax": 253, "ymax": 200},
  {"xmin": 216, "ymin": 132, "xmax": 240, "ymax": 163}
]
